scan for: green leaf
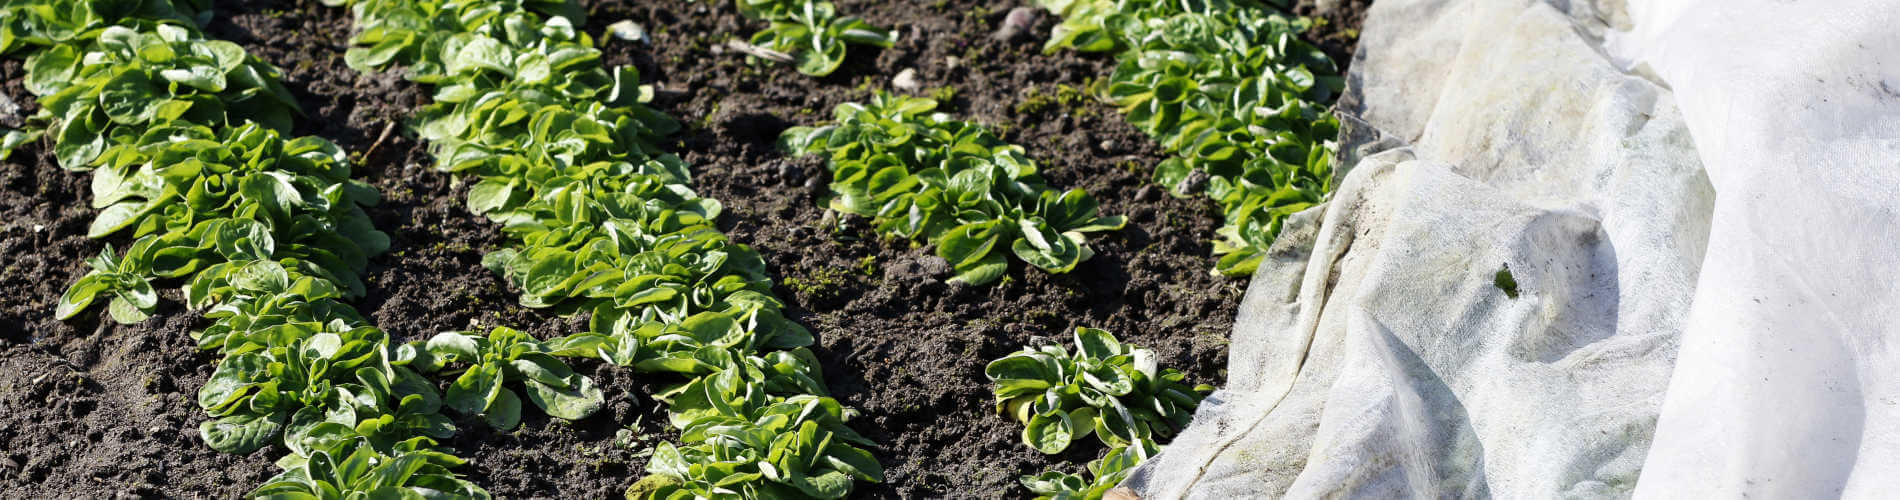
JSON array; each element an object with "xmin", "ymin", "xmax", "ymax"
[
  {"xmin": 445, "ymin": 363, "xmax": 502, "ymax": 416},
  {"xmin": 1023, "ymin": 410, "xmax": 1075, "ymax": 454},
  {"xmin": 936, "ymin": 222, "xmax": 1002, "ymax": 269},
  {"xmin": 647, "ymin": 442, "xmax": 689, "ymax": 478},
  {"xmin": 950, "ymin": 251, "xmax": 1008, "ymax": 286},
  {"xmin": 199, "ymin": 353, "xmax": 269, "ymax": 414},
  {"xmin": 231, "ymin": 259, "xmax": 289, "ymax": 293},
  {"xmin": 509, "ymin": 353, "xmax": 575, "ymax": 388},
  {"xmin": 985, "ymin": 355, "xmax": 1050, "ymax": 383},
  {"xmin": 1081, "ymin": 363, "xmax": 1134, "ymax": 396},
  {"xmin": 466, "ymin": 179, "xmax": 516, "ymax": 214},
  {"xmin": 216, "ymin": 219, "xmax": 277, "ymax": 261},
  {"xmin": 160, "ymin": 65, "xmax": 227, "ymax": 92},
  {"xmin": 200, "ymin": 410, "xmax": 286, "ymax": 454},
  {"xmin": 99, "ymin": 70, "xmax": 162, "ymax": 125},
  {"xmin": 1073, "ymin": 327, "xmax": 1122, "ymax": 359},
  {"xmin": 106, "ymin": 294, "xmax": 151, "ymax": 324},
  {"xmin": 426, "ymin": 332, "xmax": 481, "ymax": 361},
  {"xmin": 1009, "ymin": 228, "xmax": 1083, "ymax": 273},
  {"xmin": 625, "ymin": 474, "xmax": 683, "ymax": 500},
  {"xmin": 786, "ymin": 469, "xmax": 855, "ymax": 499},
  {"xmin": 446, "ymin": 35, "xmax": 514, "ymax": 77},
  {"xmin": 56, "ymin": 273, "xmax": 113, "ymax": 320},
  {"xmin": 346, "ymin": 38, "xmax": 409, "ymax": 71},
  {"xmin": 390, "ymin": 366, "xmax": 443, "ymax": 415},
  {"xmin": 521, "ymin": 373, "xmax": 603, "ymax": 420},
  {"xmin": 24, "ymin": 45, "xmax": 78, "ymax": 95},
  {"xmin": 485, "ymin": 388, "xmax": 523, "ymax": 430},
  {"xmin": 88, "ymin": 202, "xmax": 148, "ymax": 238},
  {"xmin": 793, "ymin": 34, "xmax": 847, "ymax": 77},
  {"xmin": 822, "ymin": 443, "xmax": 884, "ymax": 483}
]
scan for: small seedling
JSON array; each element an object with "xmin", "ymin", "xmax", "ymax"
[{"xmin": 1495, "ymin": 264, "xmax": 1520, "ymax": 299}]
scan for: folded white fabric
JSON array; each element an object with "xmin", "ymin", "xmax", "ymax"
[
  {"xmin": 1612, "ymin": 1, "xmax": 1900, "ymax": 497},
  {"xmin": 1120, "ymin": 0, "xmax": 1900, "ymax": 495}
]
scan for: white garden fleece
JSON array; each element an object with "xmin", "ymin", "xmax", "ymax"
[{"xmin": 1125, "ymin": 0, "xmax": 1900, "ymax": 497}]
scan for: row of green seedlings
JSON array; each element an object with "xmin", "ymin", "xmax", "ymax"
[
  {"xmin": 2, "ymin": 0, "xmax": 521, "ymax": 496},
  {"xmin": 779, "ymin": 92, "xmax": 1128, "ymax": 285},
  {"xmin": 717, "ymin": 0, "xmax": 895, "ymax": 76},
  {"xmin": 334, "ymin": 0, "xmax": 883, "ymax": 498},
  {"xmin": 1038, "ymin": 0, "xmax": 1343, "ymax": 277},
  {"xmin": 988, "ymin": 328, "xmax": 1211, "ymax": 498}
]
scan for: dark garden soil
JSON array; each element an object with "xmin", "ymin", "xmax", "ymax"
[{"xmin": 0, "ymin": 0, "xmax": 1367, "ymax": 498}]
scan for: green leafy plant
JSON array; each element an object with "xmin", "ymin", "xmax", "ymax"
[
  {"xmin": 46, "ymin": 121, "xmax": 388, "ymax": 323},
  {"xmin": 251, "ymin": 437, "xmax": 490, "ymax": 499},
  {"xmin": 4, "ymin": 3, "xmax": 494, "ymax": 497},
  {"xmin": 193, "ymin": 279, "xmax": 444, "ymax": 453},
  {"xmin": 628, "ymin": 370, "xmax": 884, "ymax": 499},
  {"xmin": 16, "ymin": 23, "xmax": 300, "ymax": 169},
  {"xmin": 728, "ymin": 0, "xmax": 895, "ymax": 76},
  {"xmin": 780, "ymin": 93, "xmax": 1127, "ymax": 285},
  {"xmin": 56, "ymin": 245, "xmax": 158, "ymax": 323},
  {"xmin": 1494, "ymin": 263, "xmax": 1519, "ymax": 299},
  {"xmin": 398, "ymin": 327, "xmax": 605, "ymax": 430},
  {"xmin": 334, "ymin": 0, "xmax": 882, "ymax": 497},
  {"xmin": 987, "ymin": 327, "xmax": 1209, "ymax": 454},
  {"xmin": 1038, "ymin": 0, "xmax": 1342, "ymax": 277},
  {"xmin": 1018, "ymin": 441, "xmax": 1153, "ymax": 500},
  {"xmin": 989, "ymin": 328, "xmax": 1212, "ymax": 498}
]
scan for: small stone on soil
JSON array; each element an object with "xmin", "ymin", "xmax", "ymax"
[
  {"xmin": 0, "ymin": 93, "xmax": 19, "ymax": 128},
  {"xmin": 1136, "ymin": 184, "xmax": 1161, "ymax": 202},
  {"xmin": 776, "ymin": 162, "xmax": 803, "ymax": 181},
  {"xmin": 889, "ymin": 255, "xmax": 952, "ymax": 282},
  {"xmin": 607, "ymin": 20, "xmax": 648, "ymax": 44},
  {"xmin": 1178, "ymin": 170, "xmax": 1210, "ymax": 194},
  {"xmin": 893, "ymin": 69, "xmax": 921, "ymax": 92},
  {"xmin": 993, "ymin": 7, "xmax": 1042, "ymax": 42}
]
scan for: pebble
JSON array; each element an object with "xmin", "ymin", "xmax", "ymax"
[
  {"xmin": 893, "ymin": 68, "xmax": 921, "ymax": 92},
  {"xmin": 993, "ymin": 7, "xmax": 1043, "ymax": 42},
  {"xmin": 0, "ymin": 93, "xmax": 19, "ymax": 128},
  {"xmin": 886, "ymin": 255, "xmax": 952, "ymax": 281},
  {"xmin": 776, "ymin": 162, "xmax": 802, "ymax": 180},
  {"xmin": 1135, "ymin": 184, "xmax": 1161, "ymax": 202},
  {"xmin": 1099, "ymin": 139, "xmax": 1117, "ymax": 151},
  {"xmin": 1178, "ymin": 170, "xmax": 1209, "ymax": 194},
  {"xmin": 916, "ymin": 256, "xmax": 951, "ymax": 278},
  {"xmin": 606, "ymin": 20, "xmax": 648, "ymax": 44}
]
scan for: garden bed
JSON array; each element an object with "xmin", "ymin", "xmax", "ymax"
[{"xmin": 0, "ymin": 0, "xmax": 1366, "ymax": 497}]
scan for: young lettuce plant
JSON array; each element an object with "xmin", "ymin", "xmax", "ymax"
[
  {"xmin": 57, "ymin": 245, "xmax": 158, "ymax": 323},
  {"xmin": 334, "ymin": 0, "xmax": 884, "ymax": 497},
  {"xmin": 398, "ymin": 327, "xmax": 605, "ymax": 430},
  {"xmin": 7, "ymin": 4, "xmax": 493, "ymax": 497},
  {"xmin": 748, "ymin": 1, "xmax": 895, "ymax": 76},
  {"xmin": 1019, "ymin": 441, "xmax": 1155, "ymax": 500},
  {"xmin": 251, "ymin": 437, "xmax": 490, "ymax": 499},
  {"xmin": 627, "ymin": 368, "xmax": 883, "ymax": 499},
  {"xmin": 985, "ymin": 327, "xmax": 1211, "ymax": 454},
  {"xmin": 57, "ymin": 122, "xmax": 389, "ymax": 323},
  {"xmin": 20, "ymin": 23, "xmax": 300, "ymax": 170},
  {"xmin": 727, "ymin": 0, "xmax": 895, "ymax": 76},
  {"xmin": 780, "ymin": 93, "xmax": 1127, "ymax": 285},
  {"xmin": 191, "ymin": 260, "xmax": 449, "ymax": 454},
  {"xmin": 1038, "ymin": 0, "xmax": 1342, "ymax": 277}
]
